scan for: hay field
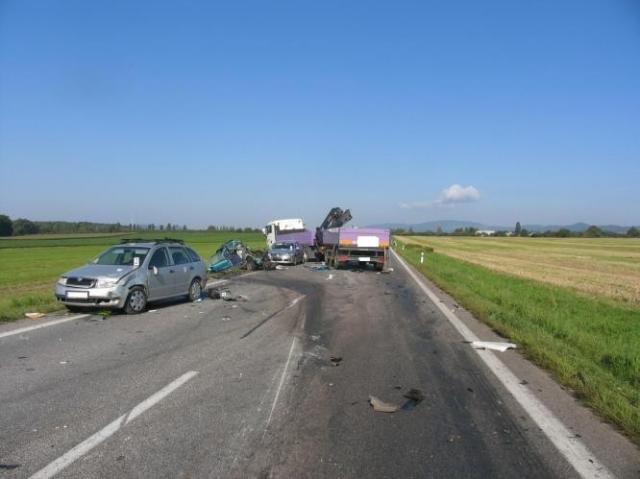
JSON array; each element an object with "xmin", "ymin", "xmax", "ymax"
[{"xmin": 402, "ymin": 236, "xmax": 640, "ymax": 304}]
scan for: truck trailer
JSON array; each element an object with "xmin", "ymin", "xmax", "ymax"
[{"xmin": 321, "ymin": 227, "xmax": 390, "ymax": 270}]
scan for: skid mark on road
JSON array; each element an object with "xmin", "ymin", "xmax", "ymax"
[
  {"xmin": 265, "ymin": 336, "xmax": 299, "ymax": 430},
  {"xmin": 391, "ymin": 248, "xmax": 613, "ymax": 479},
  {"xmin": 29, "ymin": 371, "xmax": 198, "ymax": 479},
  {"xmin": 240, "ymin": 296, "xmax": 305, "ymax": 339}
]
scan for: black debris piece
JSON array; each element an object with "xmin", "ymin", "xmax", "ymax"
[
  {"xmin": 401, "ymin": 388, "xmax": 425, "ymax": 411},
  {"xmin": 329, "ymin": 356, "xmax": 342, "ymax": 366}
]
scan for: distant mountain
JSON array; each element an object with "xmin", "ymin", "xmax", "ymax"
[{"xmin": 368, "ymin": 220, "xmax": 636, "ymax": 234}]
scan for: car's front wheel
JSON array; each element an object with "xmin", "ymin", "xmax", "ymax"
[
  {"xmin": 124, "ymin": 287, "xmax": 147, "ymax": 314},
  {"xmin": 188, "ymin": 279, "xmax": 202, "ymax": 301}
]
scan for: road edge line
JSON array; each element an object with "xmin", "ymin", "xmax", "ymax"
[{"xmin": 391, "ymin": 248, "xmax": 613, "ymax": 479}]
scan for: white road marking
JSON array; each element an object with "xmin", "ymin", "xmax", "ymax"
[
  {"xmin": 391, "ymin": 248, "xmax": 613, "ymax": 479},
  {"xmin": 265, "ymin": 336, "xmax": 298, "ymax": 428},
  {"xmin": 0, "ymin": 315, "xmax": 89, "ymax": 340},
  {"xmin": 29, "ymin": 371, "xmax": 198, "ymax": 479}
]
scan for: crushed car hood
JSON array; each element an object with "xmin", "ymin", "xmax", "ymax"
[{"xmin": 64, "ymin": 264, "xmax": 137, "ymax": 281}]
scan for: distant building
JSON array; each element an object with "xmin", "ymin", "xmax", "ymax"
[{"xmin": 475, "ymin": 230, "xmax": 496, "ymax": 236}]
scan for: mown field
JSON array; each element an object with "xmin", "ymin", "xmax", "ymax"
[
  {"xmin": 0, "ymin": 232, "xmax": 265, "ymax": 321},
  {"xmin": 401, "ymin": 236, "xmax": 640, "ymax": 304},
  {"xmin": 396, "ymin": 236, "xmax": 640, "ymax": 442}
]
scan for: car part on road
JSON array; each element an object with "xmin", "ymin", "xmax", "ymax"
[
  {"xmin": 25, "ymin": 312, "xmax": 45, "ymax": 320},
  {"xmin": 470, "ymin": 341, "xmax": 517, "ymax": 352},
  {"xmin": 401, "ymin": 388, "xmax": 425, "ymax": 411},
  {"xmin": 329, "ymin": 356, "xmax": 342, "ymax": 366},
  {"xmin": 369, "ymin": 395, "xmax": 399, "ymax": 413}
]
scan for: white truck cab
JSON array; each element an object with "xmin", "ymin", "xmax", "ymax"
[{"xmin": 263, "ymin": 218, "xmax": 305, "ymax": 247}]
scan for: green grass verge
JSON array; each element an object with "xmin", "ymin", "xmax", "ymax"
[
  {"xmin": 395, "ymin": 241, "xmax": 640, "ymax": 443},
  {"xmin": 0, "ymin": 232, "xmax": 265, "ymax": 322}
]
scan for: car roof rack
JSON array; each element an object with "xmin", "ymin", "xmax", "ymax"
[{"xmin": 120, "ymin": 237, "xmax": 185, "ymax": 244}]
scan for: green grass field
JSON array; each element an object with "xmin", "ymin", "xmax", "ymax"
[
  {"xmin": 396, "ymin": 238, "xmax": 640, "ymax": 442},
  {"xmin": 0, "ymin": 231, "xmax": 265, "ymax": 322}
]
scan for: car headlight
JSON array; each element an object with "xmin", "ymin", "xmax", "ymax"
[
  {"xmin": 96, "ymin": 278, "xmax": 118, "ymax": 288},
  {"xmin": 57, "ymin": 276, "xmax": 67, "ymax": 286}
]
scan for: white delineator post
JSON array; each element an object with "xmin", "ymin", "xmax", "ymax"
[{"xmin": 420, "ymin": 251, "xmax": 424, "ymax": 264}]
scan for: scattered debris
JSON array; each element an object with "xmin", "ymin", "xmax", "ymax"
[
  {"xmin": 148, "ymin": 309, "xmax": 158, "ymax": 313},
  {"xmin": 401, "ymin": 388, "xmax": 425, "ymax": 411},
  {"xmin": 470, "ymin": 341, "xmax": 516, "ymax": 352},
  {"xmin": 329, "ymin": 356, "xmax": 342, "ymax": 366},
  {"xmin": 467, "ymin": 387, "xmax": 474, "ymax": 393},
  {"xmin": 394, "ymin": 385, "xmax": 402, "ymax": 390},
  {"xmin": 221, "ymin": 316, "xmax": 231, "ymax": 321},
  {"xmin": 519, "ymin": 379, "xmax": 529, "ymax": 385},
  {"xmin": 116, "ymin": 455, "xmax": 125, "ymax": 461},
  {"xmin": 275, "ymin": 265, "xmax": 288, "ymax": 270},
  {"xmin": 18, "ymin": 356, "xmax": 28, "ymax": 359},
  {"xmin": 0, "ymin": 465, "xmax": 21, "ymax": 470},
  {"xmin": 310, "ymin": 335, "xmax": 320, "ymax": 342},
  {"xmin": 59, "ymin": 361, "xmax": 69, "ymax": 365},
  {"xmin": 25, "ymin": 312, "xmax": 45, "ymax": 320},
  {"xmin": 310, "ymin": 264, "xmax": 329, "ymax": 272},
  {"xmin": 369, "ymin": 395, "xmax": 399, "ymax": 413}
]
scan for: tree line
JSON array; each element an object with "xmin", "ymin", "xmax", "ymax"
[
  {"xmin": 0, "ymin": 214, "xmax": 261, "ymax": 237},
  {"xmin": 392, "ymin": 222, "xmax": 640, "ymax": 238}
]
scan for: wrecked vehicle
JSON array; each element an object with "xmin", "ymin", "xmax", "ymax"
[
  {"xmin": 208, "ymin": 240, "xmax": 267, "ymax": 272},
  {"xmin": 268, "ymin": 241, "xmax": 305, "ymax": 265},
  {"xmin": 55, "ymin": 239, "xmax": 207, "ymax": 314}
]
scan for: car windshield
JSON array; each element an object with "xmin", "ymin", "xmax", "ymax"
[
  {"xmin": 94, "ymin": 247, "xmax": 150, "ymax": 266},
  {"xmin": 273, "ymin": 243, "xmax": 294, "ymax": 250}
]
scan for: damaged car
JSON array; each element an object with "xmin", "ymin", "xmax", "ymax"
[
  {"xmin": 55, "ymin": 239, "xmax": 207, "ymax": 314},
  {"xmin": 208, "ymin": 240, "xmax": 267, "ymax": 272}
]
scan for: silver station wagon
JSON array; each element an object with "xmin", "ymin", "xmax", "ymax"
[{"xmin": 55, "ymin": 239, "xmax": 208, "ymax": 314}]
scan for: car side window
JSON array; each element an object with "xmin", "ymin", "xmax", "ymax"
[
  {"xmin": 169, "ymin": 247, "xmax": 189, "ymax": 265},
  {"xmin": 149, "ymin": 248, "xmax": 169, "ymax": 268},
  {"xmin": 185, "ymin": 247, "xmax": 200, "ymax": 263}
]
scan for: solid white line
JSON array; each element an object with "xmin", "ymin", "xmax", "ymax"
[
  {"xmin": 0, "ymin": 315, "xmax": 89, "ymax": 340},
  {"xmin": 265, "ymin": 336, "xmax": 298, "ymax": 428},
  {"xmin": 390, "ymin": 248, "xmax": 613, "ymax": 479},
  {"xmin": 29, "ymin": 371, "xmax": 198, "ymax": 479}
]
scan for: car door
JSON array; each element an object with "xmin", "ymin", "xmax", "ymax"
[
  {"xmin": 147, "ymin": 247, "xmax": 172, "ymax": 300},
  {"xmin": 168, "ymin": 246, "xmax": 191, "ymax": 294}
]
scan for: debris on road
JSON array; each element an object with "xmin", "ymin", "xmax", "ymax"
[
  {"xmin": 401, "ymin": 388, "xmax": 425, "ymax": 411},
  {"xmin": 369, "ymin": 395, "xmax": 399, "ymax": 413},
  {"xmin": 148, "ymin": 309, "xmax": 158, "ymax": 313},
  {"xmin": 309, "ymin": 264, "xmax": 329, "ymax": 271},
  {"xmin": 329, "ymin": 356, "xmax": 342, "ymax": 366},
  {"xmin": 275, "ymin": 265, "xmax": 288, "ymax": 270},
  {"xmin": 25, "ymin": 312, "xmax": 45, "ymax": 320},
  {"xmin": 470, "ymin": 341, "xmax": 517, "ymax": 352},
  {"xmin": 221, "ymin": 316, "xmax": 231, "ymax": 321}
]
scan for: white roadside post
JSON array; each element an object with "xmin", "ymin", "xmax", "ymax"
[{"xmin": 420, "ymin": 251, "xmax": 424, "ymax": 264}]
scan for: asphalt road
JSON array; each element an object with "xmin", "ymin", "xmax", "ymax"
[{"xmin": 0, "ymin": 256, "xmax": 637, "ymax": 478}]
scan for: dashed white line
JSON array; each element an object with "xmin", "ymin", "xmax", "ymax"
[
  {"xmin": 29, "ymin": 370, "xmax": 198, "ymax": 479},
  {"xmin": 391, "ymin": 248, "xmax": 613, "ymax": 479},
  {"xmin": 0, "ymin": 315, "xmax": 89, "ymax": 340}
]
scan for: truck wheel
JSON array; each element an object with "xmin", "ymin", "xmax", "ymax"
[
  {"xmin": 188, "ymin": 279, "xmax": 202, "ymax": 301},
  {"xmin": 124, "ymin": 287, "xmax": 147, "ymax": 314}
]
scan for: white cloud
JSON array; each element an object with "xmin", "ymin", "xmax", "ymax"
[
  {"xmin": 399, "ymin": 184, "xmax": 480, "ymax": 209},
  {"xmin": 437, "ymin": 184, "xmax": 480, "ymax": 204}
]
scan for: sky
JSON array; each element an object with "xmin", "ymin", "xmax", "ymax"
[{"xmin": 1, "ymin": 0, "xmax": 639, "ymax": 229}]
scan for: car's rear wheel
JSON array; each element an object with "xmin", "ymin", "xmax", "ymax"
[
  {"xmin": 188, "ymin": 278, "xmax": 202, "ymax": 301},
  {"xmin": 124, "ymin": 287, "xmax": 147, "ymax": 314}
]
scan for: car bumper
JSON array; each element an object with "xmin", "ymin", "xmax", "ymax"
[{"xmin": 54, "ymin": 284, "xmax": 128, "ymax": 309}]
